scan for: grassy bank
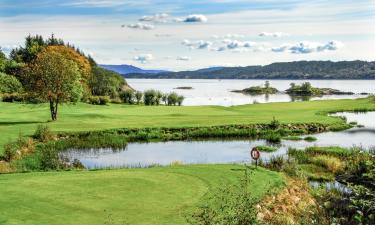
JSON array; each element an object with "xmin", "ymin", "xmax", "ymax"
[
  {"xmin": 0, "ymin": 164, "xmax": 284, "ymax": 225},
  {"xmin": 0, "ymin": 97, "xmax": 374, "ymax": 154}
]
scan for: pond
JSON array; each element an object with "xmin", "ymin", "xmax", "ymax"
[
  {"xmin": 61, "ymin": 112, "xmax": 375, "ymax": 169},
  {"xmin": 126, "ymin": 79, "xmax": 375, "ymax": 106}
]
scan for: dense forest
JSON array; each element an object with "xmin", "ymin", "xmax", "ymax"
[{"xmin": 125, "ymin": 60, "xmax": 375, "ymax": 79}]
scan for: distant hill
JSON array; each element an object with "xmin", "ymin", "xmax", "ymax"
[
  {"xmin": 99, "ymin": 64, "xmax": 169, "ymax": 75},
  {"xmin": 124, "ymin": 60, "xmax": 375, "ymax": 79}
]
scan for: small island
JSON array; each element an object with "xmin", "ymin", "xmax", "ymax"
[
  {"xmin": 174, "ymin": 86, "xmax": 193, "ymax": 90},
  {"xmin": 232, "ymin": 81, "xmax": 279, "ymax": 95},
  {"xmin": 286, "ymin": 82, "xmax": 354, "ymax": 96}
]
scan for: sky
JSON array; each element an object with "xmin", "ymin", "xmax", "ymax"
[{"xmin": 0, "ymin": 0, "xmax": 375, "ymax": 71}]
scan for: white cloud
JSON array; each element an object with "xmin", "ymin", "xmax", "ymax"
[
  {"xmin": 259, "ymin": 32, "xmax": 289, "ymax": 37},
  {"xmin": 181, "ymin": 39, "xmax": 212, "ymax": 49},
  {"xmin": 177, "ymin": 14, "xmax": 208, "ymax": 23},
  {"xmin": 139, "ymin": 13, "xmax": 169, "ymax": 22},
  {"xmin": 216, "ymin": 39, "xmax": 258, "ymax": 51},
  {"xmin": 126, "ymin": 23, "xmax": 154, "ymax": 30},
  {"xmin": 176, "ymin": 56, "xmax": 191, "ymax": 61},
  {"xmin": 272, "ymin": 41, "xmax": 344, "ymax": 54},
  {"xmin": 133, "ymin": 53, "xmax": 153, "ymax": 63}
]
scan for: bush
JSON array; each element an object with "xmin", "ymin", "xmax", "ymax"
[
  {"xmin": 269, "ymin": 117, "xmax": 280, "ymax": 130},
  {"xmin": 135, "ymin": 91, "xmax": 143, "ymax": 104},
  {"xmin": 38, "ymin": 144, "xmax": 61, "ymax": 170},
  {"xmin": 311, "ymin": 155, "xmax": 344, "ymax": 174},
  {"xmin": 264, "ymin": 132, "xmax": 281, "ymax": 143},
  {"xmin": 167, "ymin": 92, "xmax": 178, "ymax": 106},
  {"xmin": 88, "ymin": 96, "xmax": 109, "ymax": 105},
  {"xmin": 88, "ymin": 96, "xmax": 100, "ymax": 105},
  {"xmin": 1, "ymin": 93, "xmax": 24, "ymax": 102},
  {"xmin": 33, "ymin": 125, "xmax": 54, "ymax": 142},
  {"xmin": 99, "ymin": 96, "xmax": 110, "ymax": 105},
  {"xmin": 3, "ymin": 135, "xmax": 35, "ymax": 162},
  {"xmin": 119, "ymin": 89, "xmax": 134, "ymax": 104},
  {"xmin": 110, "ymin": 98, "xmax": 122, "ymax": 104},
  {"xmin": 189, "ymin": 169, "xmax": 257, "ymax": 225},
  {"xmin": 177, "ymin": 95, "xmax": 184, "ymax": 106},
  {"xmin": 0, "ymin": 72, "xmax": 23, "ymax": 94},
  {"xmin": 143, "ymin": 89, "xmax": 158, "ymax": 105}
]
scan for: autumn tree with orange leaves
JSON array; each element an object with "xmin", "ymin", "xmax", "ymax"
[{"xmin": 26, "ymin": 48, "xmax": 82, "ymax": 121}]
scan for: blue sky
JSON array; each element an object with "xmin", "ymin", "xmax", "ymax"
[{"xmin": 1, "ymin": 0, "xmax": 375, "ymax": 70}]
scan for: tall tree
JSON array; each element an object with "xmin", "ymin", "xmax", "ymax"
[
  {"xmin": 26, "ymin": 48, "xmax": 82, "ymax": 121},
  {"xmin": 0, "ymin": 48, "xmax": 6, "ymax": 72}
]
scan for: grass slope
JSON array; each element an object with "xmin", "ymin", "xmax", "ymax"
[
  {"xmin": 0, "ymin": 164, "xmax": 284, "ymax": 225},
  {"xmin": 0, "ymin": 97, "xmax": 374, "ymax": 154}
]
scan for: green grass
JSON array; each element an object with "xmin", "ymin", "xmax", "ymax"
[
  {"xmin": 0, "ymin": 164, "xmax": 284, "ymax": 225},
  {"xmin": 256, "ymin": 145, "xmax": 278, "ymax": 152},
  {"xmin": 283, "ymin": 136, "xmax": 303, "ymax": 141},
  {"xmin": 306, "ymin": 146, "xmax": 352, "ymax": 157},
  {"xmin": 0, "ymin": 97, "xmax": 374, "ymax": 154}
]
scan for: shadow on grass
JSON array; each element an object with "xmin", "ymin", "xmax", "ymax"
[{"xmin": 0, "ymin": 121, "xmax": 45, "ymax": 126}]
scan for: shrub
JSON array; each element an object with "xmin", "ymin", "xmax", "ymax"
[
  {"xmin": 162, "ymin": 94, "xmax": 168, "ymax": 105},
  {"xmin": 110, "ymin": 98, "xmax": 122, "ymax": 104},
  {"xmin": 167, "ymin": 92, "xmax": 179, "ymax": 106},
  {"xmin": 311, "ymin": 155, "xmax": 344, "ymax": 174},
  {"xmin": 177, "ymin": 95, "xmax": 185, "ymax": 106},
  {"xmin": 269, "ymin": 117, "xmax": 280, "ymax": 130},
  {"xmin": 99, "ymin": 96, "xmax": 110, "ymax": 105},
  {"xmin": 135, "ymin": 91, "xmax": 143, "ymax": 104},
  {"xmin": 155, "ymin": 91, "xmax": 163, "ymax": 105},
  {"xmin": 119, "ymin": 89, "xmax": 134, "ymax": 104},
  {"xmin": 288, "ymin": 148, "xmax": 309, "ymax": 164},
  {"xmin": 264, "ymin": 132, "xmax": 281, "ymax": 143},
  {"xmin": 88, "ymin": 96, "xmax": 109, "ymax": 105},
  {"xmin": 263, "ymin": 155, "xmax": 286, "ymax": 171},
  {"xmin": 0, "ymin": 72, "xmax": 23, "ymax": 94},
  {"xmin": 38, "ymin": 144, "xmax": 61, "ymax": 170},
  {"xmin": 143, "ymin": 89, "xmax": 158, "ymax": 105},
  {"xmin": 3, "ymin": 135, "xmax": 35, "ymax": 162},
  {"xmin": 88, "ymin": 96, "xmax": 100, "ymax": 105},
  {"xmin": 189, "ymin": 169, "xmax": 257, "ymax": 225},
  {"xmin": 3, "ymin": 142, "xmax": 19, "ymax": 161},
  {"xmin": 33, "ymin": 125, "xmax": 54, "ymax": 142},
  {"xmin": 1, "ymin": 93, "xmax": 25, "ymax": 102}
]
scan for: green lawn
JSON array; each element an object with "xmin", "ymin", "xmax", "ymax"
[
  {"xmin": 0, "ymin": 164, "xmax": 284, "ymax": 225},
  {"xmin": 0, "ymin": 97, "xmax": 374, "ymax": 154}
]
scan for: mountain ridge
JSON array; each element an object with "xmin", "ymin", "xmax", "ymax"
[{"xmin": 121, "ymin": 60, "xmax": 375, "ymax": 79}]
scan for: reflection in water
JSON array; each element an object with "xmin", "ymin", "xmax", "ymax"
[
  {"xmin": 61, "ymin": 112, "xmax": 375, "ymax": 169},
  {"xmin": 126, "ymin": 79, "xmax": 374, "ymax": 106},
  {"xmin": 309, "ymin": 181, "xmax": 351, "ymax": 194}
]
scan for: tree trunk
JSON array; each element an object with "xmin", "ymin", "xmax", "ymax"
[
  {"xmin": 49, "ymin": 99, "xmax": 59, "ymax": 121},
  {"xmin": 49, "ymin": 100, "xmax": 55, "ymax": 121}
]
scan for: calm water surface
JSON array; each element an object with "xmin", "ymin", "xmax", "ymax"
[
  {"xmin": 62, "ymin": 112, "xmax": 375, "ymax": 169},
  {"xmin": 126, "ymin": 79, "xmax": 375, "ymax": 106}
]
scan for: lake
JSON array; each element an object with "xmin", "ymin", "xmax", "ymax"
[
  {"xmin": 62, "ymin": 112, "xmax": 375, "ymax": 169},
  {"xmin": 126, "ymin": 79, "xmax": 375, "ymax": 106}
]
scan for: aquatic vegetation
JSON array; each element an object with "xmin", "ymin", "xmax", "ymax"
[
  {"xmin": 283, "ymin": 136, "xmax": 303, "ymax": 141},
  {"xmin": 304, "ymin": 136, "xmax": 317, "ymax": 142},
  {"xmin": 256, "ymin": 145, "xmax": 278, "ymax": 152}
]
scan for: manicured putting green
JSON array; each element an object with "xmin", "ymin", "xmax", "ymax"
[{"xmin": 0, "ymin": 164, "xmax": 284, "ymax": 225}]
